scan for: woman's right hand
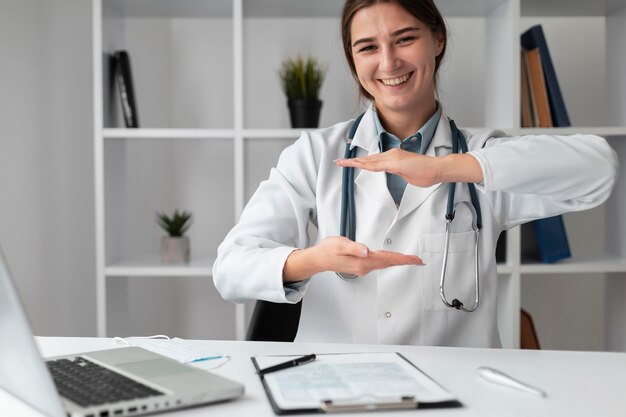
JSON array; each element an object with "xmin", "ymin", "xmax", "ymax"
[{"xmin": 283, "ymin": 236, "xmax": 424, "ymax": 283}]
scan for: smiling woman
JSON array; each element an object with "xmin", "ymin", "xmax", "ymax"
[{"xmin": 212, "ymin": 0, "xmax": 618, "ymax": 348}]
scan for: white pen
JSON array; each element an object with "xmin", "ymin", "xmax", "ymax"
[{"xmin": 477, "ymin": 366, "xmax": 547, "ymax": 398}]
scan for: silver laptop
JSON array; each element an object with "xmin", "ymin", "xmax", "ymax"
[{"xmin": 0, "ymin": 246, "xmax": 244, "ymax": 417}]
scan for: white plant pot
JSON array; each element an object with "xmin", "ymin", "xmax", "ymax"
[{"xmin": 161, "ymin": 236, "xmax": 190, "ymax": 263}]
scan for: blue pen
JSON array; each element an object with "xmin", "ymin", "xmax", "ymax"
[{"xmin": 191, "ymin": 355, "xmax": 223, "ymax": 363}]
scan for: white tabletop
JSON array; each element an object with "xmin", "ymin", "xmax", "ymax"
[{"xmin": 32, "ymin": 337, "xmax": 626, "ymax": 417}]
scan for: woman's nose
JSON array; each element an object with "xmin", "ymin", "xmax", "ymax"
[{"xmin": 379, "ymin": 46, "xmax": 400, "ymax": 73}]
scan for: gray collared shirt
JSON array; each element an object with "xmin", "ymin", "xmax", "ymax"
[{"xmin": 374, "ymin": 105, "xmax": 442, "ymax": 206}]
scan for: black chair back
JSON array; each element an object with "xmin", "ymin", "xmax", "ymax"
[{"xmin": 246, "ymin": 300, "xmax": 302, "ymax": 342}]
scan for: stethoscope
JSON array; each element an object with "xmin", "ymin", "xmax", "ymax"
[{"xmin": 336, "ymin": 113, "xmax": 482, "ymax": 312}]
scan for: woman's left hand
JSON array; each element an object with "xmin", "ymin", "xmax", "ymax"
[{"xmin": 335, "ymin": 148, "xmax": 483, "ymax": 186}]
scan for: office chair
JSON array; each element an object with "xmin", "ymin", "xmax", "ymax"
[
  {"xmin": 246, "ymin": 300, "xmax": 302, "ymax": 342},
  {"xmin": 520, "ymin": 309, "xmax": 541, "ymax": 349}
]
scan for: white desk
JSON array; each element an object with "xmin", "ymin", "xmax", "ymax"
[{"xmin": 30, "ymin": 337, "xmax": 626, "ymax": 416}]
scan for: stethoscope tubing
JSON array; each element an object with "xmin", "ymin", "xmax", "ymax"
[
  {"xmin": 447, "ymin": 119, "xmax": 482, "ymax": 228},
  {"xmin": 337, "ymin": 114, "xmax": 363, "ymax": 280},
  {"xmin": 340, "ymin": 112, "xmax": 363, "ymax": 241}
]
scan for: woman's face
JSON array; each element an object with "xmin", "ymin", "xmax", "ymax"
[{"xmin": 350, "ymin": 1, "xmax": 444, "ymax": 119}]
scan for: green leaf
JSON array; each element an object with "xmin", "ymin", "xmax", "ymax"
[
  {"xmin": 155, "ymin": 209, "xmax": 193, "ymax": 237},
  {"xmin": 278, "ymin": 55, "xmax": 326, "ymax": 100}
]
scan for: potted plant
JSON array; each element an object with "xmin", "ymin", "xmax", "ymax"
[
  {"xmin": 279, "ymin": 55, "xmax": 326, "ymax": 128},
  {"xmin": 156, "ymin": 209, "xmax": 193, "ymax": 263}
]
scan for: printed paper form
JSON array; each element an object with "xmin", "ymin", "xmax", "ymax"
[{"xmin": 254, "ymin": 352, "xmax": 455, "ymax": 410}]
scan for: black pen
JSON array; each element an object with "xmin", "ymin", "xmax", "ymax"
[{"xmin": 258, "ymin": 354, "xmax": 316, "ymax": 375}]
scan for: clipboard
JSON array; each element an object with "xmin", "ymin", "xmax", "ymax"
[{"xmin": 251, "ymin": 352, "xmax": 462, "ymax": 414}]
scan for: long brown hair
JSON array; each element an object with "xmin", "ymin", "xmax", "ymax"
[{"xmin": 341, "ymin": 0, "xmax": 448, "ymax": 100}]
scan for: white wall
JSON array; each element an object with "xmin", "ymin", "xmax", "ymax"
[
  {"xmin": 0, "ymin": 0, "xmax": 44, "ymax": 328},
  {"xmin": 0, "ymin": 0, "xmax": 95, "ymax": 336}
]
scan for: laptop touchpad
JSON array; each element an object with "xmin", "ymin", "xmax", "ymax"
[{"xmin": 120, "ymin": 359, "xmax": 193, "ymax": 379}]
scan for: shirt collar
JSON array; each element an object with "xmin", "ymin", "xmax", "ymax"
[{"xmin": 374, "ymin": 104, "xmax": 442, "ymax": 154}]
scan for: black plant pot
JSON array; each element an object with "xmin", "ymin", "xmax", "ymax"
[{"xmin": 288, "ymin": 99, "xmax": 322, "ymax": 128}]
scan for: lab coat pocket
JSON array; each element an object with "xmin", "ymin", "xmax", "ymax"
[{"xmin": 420, "ymin": 231, "xmax": 477, "ymax": 312}]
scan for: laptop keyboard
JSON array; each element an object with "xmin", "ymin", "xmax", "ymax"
[{"xmin": 46, "ymin": 357, "xmax": 164, "ymax": 407}]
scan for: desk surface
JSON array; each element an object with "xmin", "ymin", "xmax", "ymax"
[{"xmin": 32, "ymin": 337, "xmax": 626, "ymax": 417}]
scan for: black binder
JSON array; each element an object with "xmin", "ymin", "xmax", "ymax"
[
  {"xmin": 112, "ymin": 50, "xmax": 139, "ymax": 128},
  {"xmin": 251, "ymin": 352, "xmax": 462, "ymax": 414}
]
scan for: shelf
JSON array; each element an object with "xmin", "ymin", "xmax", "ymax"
[
  {"xmin": 243, "ymin": 129, "xmax": 313, "ymax": 139},
  {"xmin": 496, "ymin": 264, "xmax": 515, "ymax": 274},
  {"xmin": 105, "ymin": 256, "xmax": 626, "ymax": 277},
  {"xmin": 97, "ymin": 127, "xmax": 626, "ymax": 144},
  {"xmin": 514, "ymin": 127, "xmax": 626, "ymax": 137},
  {"xmin": 103, "ymin": 128, "xmax": 235, "ymax": 140},
  {"xmin": 101, "ymin": 127, "xmax": 626, "ymax": 139},
  {"xmin": 105, "ymin": 255, "xmax": 215, "ymax": 277},
  {"xmin": 520, "ymin": 256, "xmax": 626, "ymax": 274}
]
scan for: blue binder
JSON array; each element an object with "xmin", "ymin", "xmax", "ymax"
[
  {"xmin": 523, "ymin": 216, "xmax": 571, "ymax": 264},
  {"xmin": 535, "ymin": 216, "xmax": 571, "ymax": 263},
  {"xmin": 521, "ymin": 25, "xmax": 571, "ymax": 127}
]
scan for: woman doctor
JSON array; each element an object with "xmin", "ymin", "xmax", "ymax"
[{"xmin": 213, "ymin": 0, "xmax": 618, "ymax": 347}]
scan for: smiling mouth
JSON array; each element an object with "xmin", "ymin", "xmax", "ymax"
[{"xmin": 379, "ymin": 71, "xmax": 413, "ymax": 86}]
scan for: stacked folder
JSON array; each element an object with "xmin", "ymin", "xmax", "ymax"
[{"xmin": 519, "ymin": 24, "xmax": 571, "ymax": 264}]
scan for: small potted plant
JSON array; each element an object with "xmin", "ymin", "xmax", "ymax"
[
  {"xmin": 279, "ymin": 55, "xmax": 326, "ymax": 128},
  {"xmin": 156, "ymin": 209, "xmax": 193, "ymax": 263}
]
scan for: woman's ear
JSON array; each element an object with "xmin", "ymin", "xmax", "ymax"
[{"xmin": 434, "ymin": 33, "xmax": 445, "ymax": 56}]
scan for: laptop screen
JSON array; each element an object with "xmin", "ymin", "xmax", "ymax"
[{"xmin": 0, "ymin": 246, "xmax": 65, "ymax": 417}]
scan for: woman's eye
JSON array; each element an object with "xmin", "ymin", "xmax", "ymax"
[
  {"xmin": 358, "ymin": 45, "xmax": 376, "ymax": 53},
  {"xmin": 398, "ymin": 36, "xmax": 416, "ymax": 44}
]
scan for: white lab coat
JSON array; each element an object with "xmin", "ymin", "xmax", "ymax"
[{"xmin": 213, "ymin": 106, "xmax": 618, "ymax": 347}]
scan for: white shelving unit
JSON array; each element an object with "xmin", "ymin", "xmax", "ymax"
[{"xmin": 93, "ymin": 0, "xmax": 626, "ymax": 349}]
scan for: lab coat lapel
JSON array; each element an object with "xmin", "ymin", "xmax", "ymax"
[
  {"xmin": 396, "ymin": 115, "xmax": 452, "ymax": 221},
  {"xmin": 351, "ymin": 108, "xmax": 397, "ymax": 211}
]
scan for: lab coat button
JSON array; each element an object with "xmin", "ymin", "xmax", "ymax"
[
  {"xmin": 385, "ymin": 312, "xmax": 391, "ymax": 318},
  {"xmin": 386, "ymin": 238, "xmax": 392, "ymax": 245}
]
